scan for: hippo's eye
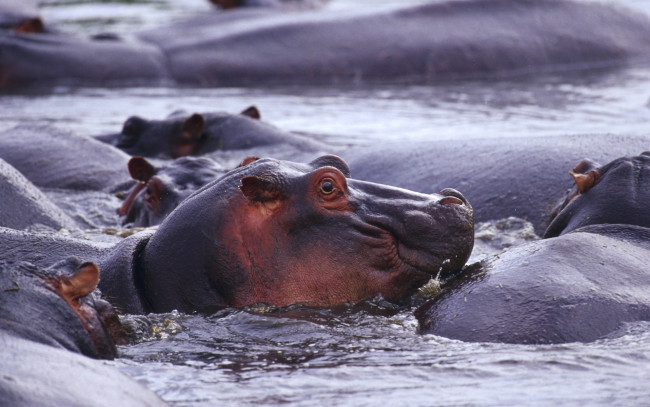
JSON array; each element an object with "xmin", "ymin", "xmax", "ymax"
[{"xmin": 320, "ymin": 178, "xmax": 335, "ymax": 195}]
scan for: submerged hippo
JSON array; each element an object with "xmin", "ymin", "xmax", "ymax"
[
  {"xmin": 0, "ymin": 258, "xmax": 168, "ymax": 407},
  {"xmin": 0, "ymin": 29, "xmax": 169, "ymax": 89},
  {"xmin": 95, "ymin": 106, "xmax": 321, "ymax": 159},
  {"xmin": 4, "ymin": 0, "xmax": 650, "ymax": 89},
  {"xmin": 0, "ymin": 125, "xmax": 132, "ymax": 191},
  {"xmin": 99, "ymin": 155, "xmax": 474, "ymax": 313},
  {"xmin": 416, "ymin": 152, "xmax": 650, "ymax": 344},
  {"xmin": 0, "ymin": 258, "xmax": 126, "ymax": 358},
  {"xmin": 0, "ymin": 158, "xmax": 78, "ymax": 231},
  {"xmin": 119, "ymin": 155, "xmax": 226, "ymax": 227},
  {"xmin": 136, "ymin": 0, "xmax": 650, "ymax": 86}
]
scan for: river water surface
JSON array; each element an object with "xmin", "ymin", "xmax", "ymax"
[{"xmin": 3, "ymin": 0, "xmax": 650, "ymax": 405}]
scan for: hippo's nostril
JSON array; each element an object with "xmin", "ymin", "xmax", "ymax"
[
  {"xmin": 440, "ymin": 196, "xmax": 464, "ymax": 205},
  {"xmin": 439, "ymin": 188, "xmax": 468, "ymax": 206}
]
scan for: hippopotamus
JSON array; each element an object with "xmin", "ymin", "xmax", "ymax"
[
  {"xmin": 0, "ymin": 158, "xmax": 78, "ymax": 231},
  {"xmin": 98, "ymin": 155, "xmax": 474, "ymax": 313},
  {"xmin": 0, "ymin": 258, "xmax": 126, "ymax": 358},
  {"xmin": 135, "ymin": 0, "xmax": 650, "ymax": 86},
  {"xmin": 0, "ymin": 125, "xmax": 132, "ymax": 191},
  {"xmin": 4, "ymin": 0, "xmax": 650, "ymax": 89},
  {"xmin": 119, "ymin": 155, "xmax": 226, "ymax": 227},
  {"xmin": 416, "ymin": 152, "xmax": 650, "ymax": 344},
  {"xmin": 0, "ymin": 28, "xmax": 169, "ymax": 89},
  {"xmin": 0, "ymin": 258, "xmax": 168, "ymax": 406},
  {"xmin": 346, "ymin": 134, "xmax": 650, "ymax": 234},
  {"xmin": 95, "ymin": 106, "xmax": 322, "ymax": 159}
]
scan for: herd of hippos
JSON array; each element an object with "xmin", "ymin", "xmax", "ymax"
[{"xmin": 1, "ymin": 0, "xmax": 650, "ymax": 405}]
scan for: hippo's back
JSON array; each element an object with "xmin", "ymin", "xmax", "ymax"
[{"xmin": 417, "ymin": 225, "xmax": 650, "ymax": 344}]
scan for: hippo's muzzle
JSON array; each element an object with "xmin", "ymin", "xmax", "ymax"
[{"xmin": 350, "ymin": 181, "xmax": 474, "ymax": 280}]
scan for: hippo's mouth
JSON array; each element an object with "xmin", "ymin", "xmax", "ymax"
[{"xmin": 353, "ymin": 188, "xmax": 472, "ymax": 278}]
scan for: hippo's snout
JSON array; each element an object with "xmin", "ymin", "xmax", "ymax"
[{"xmin": 354, "ymin": 183, "xmax": 474, "ymax": 280}]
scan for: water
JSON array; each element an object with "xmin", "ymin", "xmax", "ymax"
[{"xmin": 5, "ymin": 0, "xmax": 650, "ymax": 405}]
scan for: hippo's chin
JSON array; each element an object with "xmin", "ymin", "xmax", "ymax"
[{"xmin": 396, "ymin": 243, "xmax": 445, "ymax": 276}]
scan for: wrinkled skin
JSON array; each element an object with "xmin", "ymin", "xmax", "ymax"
[
  {"xmin": 95, "ymin": 106, "xmax": 320, "ymax": 159},
  {"xmin": 119, "ymin": 156, "xmax": 226, "ymax": 227},
  {"xmin": 4, "ymin": 0, "xmax": 650, "ymax": 89},
  {"xmin": 416, "ymin": 153, "xmax": 650, "ymax": 344},
  {"xmin": 0, "ymin": 257, "xmax": 127, "ymax": 359},
  {"xmin": 99, "ymin": 155, "xmax": 474, "ymax": 313}
]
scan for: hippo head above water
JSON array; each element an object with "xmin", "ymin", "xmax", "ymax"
[
  {"xmin": 545, "ymin": 152, "xmax": 650, "ymax": 237},
  {"xmin": 127, "ymin": 155, "xmax": 474, "ymax": 313},
  {"xmin": 118, "ymin": 155, "xmax": 226, "ymax": 227},
  {"xmin": 0, "ymin": 258, "xmax": 127, "ymax": 359},
  {"xmin": 95, "ymin": 106, "xmax": 263, "ymax": 159}
]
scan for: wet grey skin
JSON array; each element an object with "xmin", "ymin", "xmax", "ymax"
[{"xmin": 417, "ymin": 153, "xmax": 650, "ymax": 344}]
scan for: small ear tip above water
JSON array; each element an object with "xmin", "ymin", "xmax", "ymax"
[{"xmin": 240, "ymin": 105, "xmax": 261, "ymax": 120}]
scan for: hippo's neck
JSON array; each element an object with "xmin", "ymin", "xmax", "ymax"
[{"xmin": 98, "ymin": 231, "xmax": 155, "ymax": 315}]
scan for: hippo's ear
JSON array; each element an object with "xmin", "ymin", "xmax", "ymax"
[
  {"xmin": 210, "ymin": 0, "xmax": 243, "ymax": 10},
  {"xmin": 173, "ymin": 114, "xmax": 206, "ymax": 157},
  {"xmin": 182, "ymin": 113, "xmax": 205, "ymax": 137},
  {"xmin": 57, "ymin": 262, "xmax": 100, "ymax": 303},
  {"xmin": 240, "ymin": 176, "xmax": 283, "ymax": 203},
  {"xmin": 237, "ymin": 156, "xmax": 260, "ymax": 168},
  {"xmin": 144, "ymin": 177, "xmax": 165, "ymax": 212},
  {"xmin": 569, "ymin": 169, "xmax": 600, "ymax": 194},
  {"xmin": 240, "ymin": 106, "xmax": 261, "ymax": 120},
  {"xmin": 15, "ymin": 18, "xmax": 44, "ymax": 34},
  {"xmin": 128, "ymin": 156, "xmax": 156, "ymax": 182}
]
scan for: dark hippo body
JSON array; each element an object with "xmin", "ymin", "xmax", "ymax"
[
  {"xmin": 136, "ymin": 0, "xmax": 650, "ymax": 86},
  {"xmin": 0, "ymin": 30, "xmax": 169, "ymax": 89},
  {"xmin": 0, "ymin": 125, "xmax": 132, "ymax": 191},
  {"xmin": 0, "ymin": 227, "xmax": 110, "ymax": 269},
  {"xmin": 95, "ymin": 107, "xmax": 323, "ymax": 159},
  {"xmin": 1, "ymin": 335, "xmax": 168, "ymax": 407},
  {"xmin": 0, "ymin": 258, "xmax": 167, "ymax": 407},
  {"xmin": 119, "ymin": 156, "xmax": 227, "ymax": 227},
  {"xmin": 98, "ymin": 155, "xmax": 474, "ymax": 313},
  {"xmin": 416, "ymin": 153, "xmax": 650, "ymax": 344},
  {"xmin": 346, "ymin": 134, "xmax": 650, "ymax": 233},
  {"xmin": 4, "ymin": 0, "xmax": 650, "ymax": 88},
  {"xmin": 0, "ymin": 158, "xmax": 78, "ymax": 231}
]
